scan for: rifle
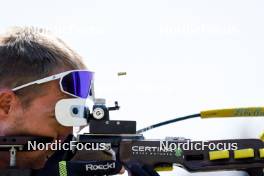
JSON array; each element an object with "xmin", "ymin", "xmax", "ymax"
[{"xmin": 55, "ymin": 97, "xmax": 264, "ymax": 176}]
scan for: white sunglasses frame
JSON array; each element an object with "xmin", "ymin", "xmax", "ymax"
[{"xmin": 12, "ymin": 69, "xmax": 94, "ymax": 99}]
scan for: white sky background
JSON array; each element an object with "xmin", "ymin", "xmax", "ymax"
[{"xmin": 1, "ymin": 0, "xmax": 264, "ymax": 175}]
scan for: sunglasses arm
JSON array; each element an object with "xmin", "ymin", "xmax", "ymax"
[{"xmin": 12, "ymin": 72, "xmax": 66, "ymax": 91}]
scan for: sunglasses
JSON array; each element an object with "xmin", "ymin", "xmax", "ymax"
[{"xmin": 12, "ymin": 70, "xmax": 94, "ymax": 98}]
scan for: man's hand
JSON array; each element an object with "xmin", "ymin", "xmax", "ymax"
[{"xmin": 125, "ymin": 161, "xmax": 160, "ymax": 176}]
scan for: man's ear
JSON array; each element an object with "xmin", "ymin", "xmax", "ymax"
[{"xmin": 0, "ymin": 89, "xmax": 17, "ymax": 117}]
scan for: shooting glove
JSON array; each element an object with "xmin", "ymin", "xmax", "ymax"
[{"xmin": 125, "ymin": 161, "xmax": 160, "ymax": 176}]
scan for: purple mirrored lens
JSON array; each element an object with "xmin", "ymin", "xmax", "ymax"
[{"xmin": 61, "ymin": 71, "xmax": 93, "ymax": 98}]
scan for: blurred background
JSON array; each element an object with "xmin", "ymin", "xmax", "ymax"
[{"xmin": 1, "ymin": 0, "xmax": 264, "ymax": 175}]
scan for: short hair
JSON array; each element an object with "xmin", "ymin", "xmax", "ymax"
[{"xmin": 0, "ymin": 26, "xmax": 86, "ymax": 105}]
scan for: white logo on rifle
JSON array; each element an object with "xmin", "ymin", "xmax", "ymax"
[{"xmin": 86, "ymin": 162, "xmax": 115, "ymax": 171}]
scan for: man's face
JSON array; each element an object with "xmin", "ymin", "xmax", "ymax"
[
  {"xmin": 19, "ymin": 80, "xmax": 72, "ymax": 140},
  {"xmin": 1, "ymin": 78, "xmax": 73, "ymax": 169}
]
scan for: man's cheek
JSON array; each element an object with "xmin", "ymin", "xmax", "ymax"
[{"xmin": 17, "ymin": 151, "xmax": 48, "ymax": 169}]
